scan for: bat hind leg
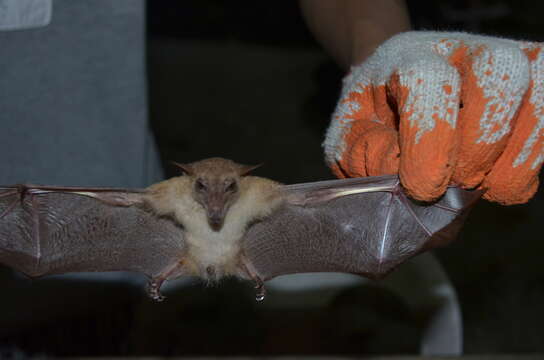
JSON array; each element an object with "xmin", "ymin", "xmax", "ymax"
[
  {"xmin": 146, "ymin": 261, "xmax": 185, "ymax": 302},
  {"xmin": 240, "ymin": 255, "xmax": 266, "ymax": 302}
]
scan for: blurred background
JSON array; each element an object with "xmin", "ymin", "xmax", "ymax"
[{"xmin": 1, "ymin": 0, "xmax": 544, "ymax": 357}]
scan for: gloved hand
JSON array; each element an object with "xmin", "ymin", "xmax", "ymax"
[{"xmin": 324, "ymin": 31, "xmax": 544, "ymax": 205}]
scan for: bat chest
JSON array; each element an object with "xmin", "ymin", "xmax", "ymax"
[{"xmin": 184, "ymin": 220, "xmax": 243, "ymax": 279}]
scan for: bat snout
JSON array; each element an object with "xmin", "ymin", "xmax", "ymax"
[
  {"xmin": 207, "ymin": 209, "xmax": 225, "ymax": 231},
  {"xmin": 208, "ymin": 217, "xmax": 224, "ymax": 231},
  {"xmin": 202, "ymin": 191, "xmax": 234, "ymax": 232}
]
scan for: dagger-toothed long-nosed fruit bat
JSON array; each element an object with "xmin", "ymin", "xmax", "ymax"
[{"xmin": 0, "ymin": 157, "xmax": 481, "ymax": 301}]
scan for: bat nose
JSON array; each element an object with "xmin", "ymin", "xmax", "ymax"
[
  {"xmin": 208, "ymin": 212, "xmax": 224, "ymax": 231},
  {"xmin": 210, "ymin": 205, "xmax": 222, "ymax": 214},
  {"xmin": 206, "ymin": 197, "xmax": 226, "ymax": 231}
]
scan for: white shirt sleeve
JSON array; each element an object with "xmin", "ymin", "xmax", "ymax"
[{"xmin": 0, "ymin": 0, "xmax": 52, "ymax": 31}]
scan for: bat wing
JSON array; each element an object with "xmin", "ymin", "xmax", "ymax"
[
  {"xmin": 243, "ymin": 175, "xmax": 481, "ymax": 281},
  {"xmin": 0, "ymin": 185, "xmax": 186, "ymax": 285}
]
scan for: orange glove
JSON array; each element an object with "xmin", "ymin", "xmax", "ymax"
[{"xmin": 324, "ymin": 32, "xmax": 544, "ymax": 205}]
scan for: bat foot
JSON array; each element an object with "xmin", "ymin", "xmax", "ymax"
[
  {"xmin": 146, "ymin": 261, "xmax": 187, "ymax": 302},
  {"xmin": 239, "ymin": 254, "xmax": 266, "ymax": 302},
  {"xmin": 146, "ymin": 279, "xmax": 166, "ymax": 302},
  {"xmin": 254, "ymin": 282, "xmax": 266, "ymax": 302}
]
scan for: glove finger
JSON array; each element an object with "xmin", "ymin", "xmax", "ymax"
[
  {"xmin": 450, "ymin": 41, "xmax": 530, "ymax": 188},
  {"xmin": 324, "ymin": 70, "xmax": 398, "ymax": 177},
  {"xmin": 362, "ymin": 126, "xmax": 400, "ymax": 176},
  {"xmin": 483, "ymin": 45, "xmax": 544, "ymax": 204},
  {"xmin": 338, "ymin": 125, "xmax": 399, "ymax": 178},
  {"xmin": 389, "ymin": 57, "xmax": 461, "ymax": 201}
]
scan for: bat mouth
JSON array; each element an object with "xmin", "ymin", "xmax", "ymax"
[{"xmin": 208, "ymin": 215, "xmax": 224, "ymax": 231}]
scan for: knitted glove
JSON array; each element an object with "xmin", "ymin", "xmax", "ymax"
[{"xmin": 324, "ymin": 31, "xmax": 544, "ymax": 204}]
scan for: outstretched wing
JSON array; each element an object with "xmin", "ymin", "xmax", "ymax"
[
  {"xmin": 243, "ymin": 175, "xmax": 481, "ymax": 281},
  {"xmin": 0, "ymin": 185, "xmax": 186, "ymax": 280}
]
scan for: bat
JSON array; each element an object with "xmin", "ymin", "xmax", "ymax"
[{"xmin": 0, "ymin": 158, "xmax": 481, "ymax": 302}]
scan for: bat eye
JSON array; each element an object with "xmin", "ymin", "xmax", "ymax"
[
  {"xmin": 225, "ymin": 181, "xmax": 237, "ymax": 193},
  {"xmin": 195, "ymin": 179, "xmax": 206, "ymax": 191}
]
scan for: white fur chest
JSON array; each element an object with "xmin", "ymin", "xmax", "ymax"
[
  {"xmin": 176, "ymin": 197, "xmax": 248, "ymax": 272},
  {"xmin": 145, "ymin": 175, "xmax": 283, "ymax": 279}
]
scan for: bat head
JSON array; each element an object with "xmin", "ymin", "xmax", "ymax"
[{"xmin": 173, "ymin": 158, "xmax": 261, "ymax": 231}]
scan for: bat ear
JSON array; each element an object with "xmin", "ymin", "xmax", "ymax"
[
  {"xmin": 171, "ymin": 161, "xmax": 193, "ymax": 176},
  {"xmin": 238, "ymin": 163, "xmax": 262, "ymax": 176}
]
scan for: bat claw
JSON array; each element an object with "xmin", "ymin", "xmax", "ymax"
[
  {"xmin": 254, "ymin": 282, "xmax": 266, "ymax": 302},
  {"xmin": 146, "ymin": 279, "xmax": 166, "ymax": 302},
  {"xmin": 239, "ymin": 253, "xmax": 266, "ymax": 302}
]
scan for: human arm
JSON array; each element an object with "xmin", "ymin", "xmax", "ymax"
[{"xmin": 298, "ymin": 0, "xmax": 411, "ymax": 68}]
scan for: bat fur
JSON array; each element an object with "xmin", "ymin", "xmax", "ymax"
[{"xmin": 144, "ymin": 158, "xmax": 283, "ymax": 282}]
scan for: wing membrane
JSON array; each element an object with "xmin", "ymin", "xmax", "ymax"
[
  {"xmin": 244, "ymin": 175, "xmax": 481, "ymax": 281},
  {"xmin": 0, "ymin": 187, "xmax": 186, "ymax": 279}
]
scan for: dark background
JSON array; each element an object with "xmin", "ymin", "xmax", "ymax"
[{"xmin": 2, "ymin": 0, "xmax": 544, "ymax": 357}]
